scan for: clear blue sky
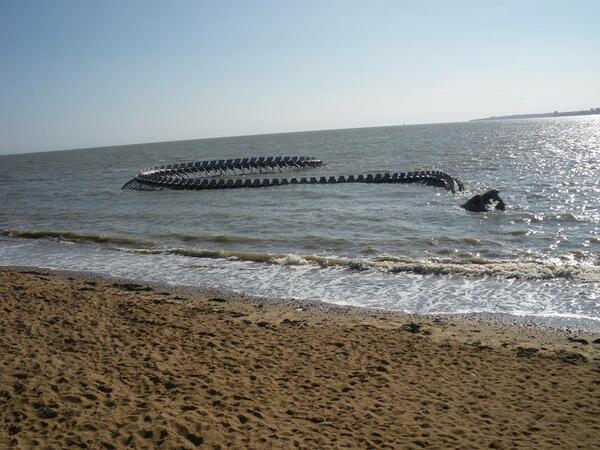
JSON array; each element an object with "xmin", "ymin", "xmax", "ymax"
[{"xmin": 1, "ymin": 0, "xmax": 599, "ymax": 155}]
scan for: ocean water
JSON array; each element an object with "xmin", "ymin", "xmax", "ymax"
[{"xmin": 1, "ymin": 117, "xmax": 599, "ymax": 328}]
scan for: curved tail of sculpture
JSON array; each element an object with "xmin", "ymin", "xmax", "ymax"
[{"xmin": 122, "ymin": 156, "xmax": 464, "ymax": 193}]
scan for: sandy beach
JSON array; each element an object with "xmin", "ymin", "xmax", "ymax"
[{"xmin": 1, "ymin": 267, "xmax": 598, "ymax": 449}]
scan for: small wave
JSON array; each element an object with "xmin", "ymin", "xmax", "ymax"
[
  {"xmin": 1, "ymin": 229, "xmax": 155, "ymax": 247},
  {"xmin": 120, "ymin": 247, "xmax": 164, "ymax": 255},
  {"xmin": 168, "ymin": 232, "xmax": 280, "ymax": 245},
  {"xmin": 168, "ymin": 232, "xmax": 351, "ymax": 249},
  {"xmin": 168, "ymin": 247, "xmax": 600, "ymax": 282},
  {"xmin": 302, "ymin": 234, "xmax": 351, "ymax": 248},
  {"xmin": 213, "ymin": 234, "xmax": 246, "ymax": 243},
  {"xmin": 414, "ymin": 236, "xmax": 503, "ymax": 248},
  {"xmin": 170, "ymin": 233, "xmax": 208, "ymax": 242},
  {"xmin": 508, "ymin": 230, "xmax": 529, "ymax": 236},
  {"xmin": 373, "ymin": 255, "xmax": 415, "ymax": 264},
  {"xmin": 171, "ymin": 248, "xmax": 274, "ymax": 263}
]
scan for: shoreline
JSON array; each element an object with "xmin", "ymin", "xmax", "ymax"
[
  {"xmin": 2, "ymin": 263, "xmax": 599, "ymax": 333},
  {"xmin": 3, "ymin": 265, "xmax": 599, "ymax": 347},
  {"xmin": 1, "ymin": 266, "xmax": 599, "ymax": 448}
]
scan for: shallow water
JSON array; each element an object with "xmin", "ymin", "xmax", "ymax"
[{"xmin": 1, "ymin": 117, "xmax": 599, "ymax": 328}]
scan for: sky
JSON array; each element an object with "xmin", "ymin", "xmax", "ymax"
[{"xmin": 1, "ymin": 0, "xmax": 599, "ymax": 155}]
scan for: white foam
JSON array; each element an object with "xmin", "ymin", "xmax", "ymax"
[
  {"xmin": 274, "ymin": 254, "xmax": 310, "ymax": 266},
  {"xmin": 1, "ymin": 238, "xmax": 598, "ymax": 330}
]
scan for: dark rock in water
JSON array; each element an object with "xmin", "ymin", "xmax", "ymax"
[
  {"xmin": 462, "ymin": 189, "xmax": 506, "ymax": 212},
  {"xmin": 592, "ymin": 338, "xmax": 600, "ymax": 344}
]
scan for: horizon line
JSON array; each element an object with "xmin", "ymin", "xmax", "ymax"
[
  {"xmin": 0, "ymin": 119, "xmax": 464, "ymax": 157},
  {"xmin": 2, "ymin": 109, "xmax": 595, "ymax": 157}
]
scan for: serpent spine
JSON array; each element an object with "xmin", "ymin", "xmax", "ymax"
[{"xmin": 122, "ymin": 156, "xmax": 464, "ymax": 193}]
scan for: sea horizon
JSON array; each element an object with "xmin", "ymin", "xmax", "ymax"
[{"xmin": 3, "ymin": 112, "xmax": 589, "ymax": 157}]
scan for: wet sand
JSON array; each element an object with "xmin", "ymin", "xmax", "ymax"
[{"xmin": 1, "ymin": 267, "xmax": 599, "ymax": 449}]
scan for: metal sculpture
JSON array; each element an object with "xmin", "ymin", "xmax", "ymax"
[{"xmin": 122, "ymin": 156, "xmax": 465, "ymax": 193}]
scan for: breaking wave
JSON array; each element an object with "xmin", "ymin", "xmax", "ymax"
[
  {"xmin": 175, "ymin": 249, "xmax": 599, "ymax": 281},
  {"xmin": 166, "ymin": 232, "xmax": 351, "ymax": 249},
  {"xmin": 3, "ymin": 228, "xmax": 599, "ymax": 282}
]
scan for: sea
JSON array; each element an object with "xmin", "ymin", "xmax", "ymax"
[{"xmin": 1, "ymin": 117, "xmax": 599, "ymax": 330}]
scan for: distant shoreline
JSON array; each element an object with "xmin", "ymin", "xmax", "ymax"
[{"xmin": 471, "ymin": 107, "xmax": 600, "ymax": 121}]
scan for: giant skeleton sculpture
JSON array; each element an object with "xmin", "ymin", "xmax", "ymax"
[{"xmin": 122, "ymin": 155, "xmax": 504, "ymax": 211}]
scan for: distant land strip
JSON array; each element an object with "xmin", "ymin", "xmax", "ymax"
[{"xmin": 471, "ymin": 107, "xmax": 600, "ymax": 121}]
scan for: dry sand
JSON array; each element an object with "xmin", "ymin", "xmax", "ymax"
[{"xmin": 0, "ymin": 267, "xmax": 599, "ymax": 449}]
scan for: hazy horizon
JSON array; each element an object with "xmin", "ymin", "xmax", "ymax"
[
  {"xmin": 2, "ymin": 0, "xmax": 599, "ymax": 155},
  {"xmin": 1, "ymin": 112, "xmax": 598, "ymax": 157}
]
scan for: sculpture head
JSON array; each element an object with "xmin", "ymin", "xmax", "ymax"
[{"xmin": 461, "ymin": 189, "xmax": 506, "ymax": 212}]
